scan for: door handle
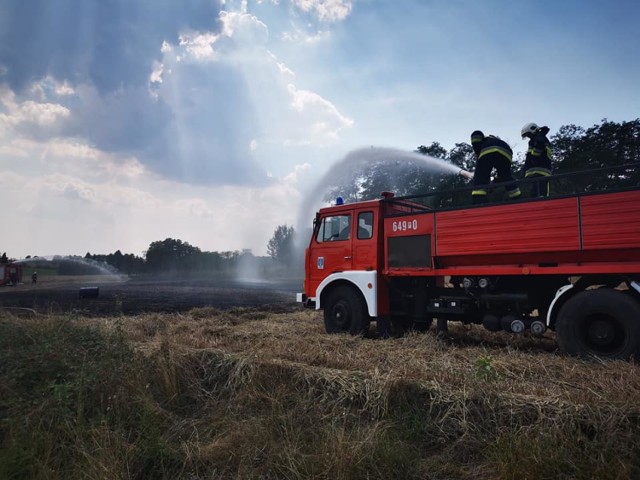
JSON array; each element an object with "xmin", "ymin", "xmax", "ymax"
[{"xmin": 344, "ymin": 256, "xmax": 352, "ymax": 260}]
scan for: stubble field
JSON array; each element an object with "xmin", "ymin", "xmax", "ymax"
[{"xmin": 1, "ymin": 276, "xmax": 639, "ymax": 479}]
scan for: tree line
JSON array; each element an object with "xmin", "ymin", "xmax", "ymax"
[
  {"xmin": 3, "ymin": 237, "xmax": 300, "ymax": 277},
  {"xmin": 85, "ymin": 238, "xmax": 272, "ymax": 276}
]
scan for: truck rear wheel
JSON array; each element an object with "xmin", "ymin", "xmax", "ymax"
[
  {"xmin": 324, "ymin": 286, "xmax": 370, "ymax": 336},
  {"xmin": 556, "ymin": 289, "xmax": 640, "ymax": 360}
]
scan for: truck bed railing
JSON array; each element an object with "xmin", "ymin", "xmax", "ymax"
[{"xmin": 382, "ymin": 162, "xmax": 640, "ymax": 215}]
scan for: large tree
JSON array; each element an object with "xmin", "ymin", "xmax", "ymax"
[
  {"xmin": 551, "ymin": 118, "xmax": 640, "ymax": 193},
  {"xmin": 145, "ymin": 238, "xmax": 201, "ymax": 273},
  {"xmin": 267, "ymin": 225, "xmax": 295, "ymax": 266}
]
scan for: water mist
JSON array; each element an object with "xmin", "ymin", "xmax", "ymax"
[{"xmin": 296, "ymin": 146, "xmax": 471, "ymax": 234}]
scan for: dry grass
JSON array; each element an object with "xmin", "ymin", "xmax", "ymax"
[
  {"xmin": 115, "ymin": 308, "xmax": 639, "ymax": 407},
  {"xmin": 2, "ymin": 307, "xmax": 640, "ymax": 479}
]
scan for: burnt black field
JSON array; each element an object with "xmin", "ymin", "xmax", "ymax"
[{"xmin": 0, "ymin": 276, "xmax": 301, "ymax": 316}]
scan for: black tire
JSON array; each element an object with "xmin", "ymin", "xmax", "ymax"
[
  {"xmin": 324, "ymin": 286, "xmax": 370, "ymax": 335},
  {"xmin": 556, "ymin": 289, "xmax": 640, "ymax": 360}
]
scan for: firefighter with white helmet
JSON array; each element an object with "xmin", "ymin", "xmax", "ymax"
[
  {"xmin": 521, "ymin": 122, "xmax": 553, "ymax": 198},
  {"xmin": 521, "ymin": 122, "xmax": 539, "ymax": 138}
]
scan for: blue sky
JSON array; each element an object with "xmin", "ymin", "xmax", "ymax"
[{"xmin": 1, "ymin": 0, "xmax": 639, "ymax": 258}]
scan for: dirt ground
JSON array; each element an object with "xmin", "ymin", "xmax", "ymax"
[{"xmin": 0, "ymin": 275, "xmax": 302, "ymax": 316}]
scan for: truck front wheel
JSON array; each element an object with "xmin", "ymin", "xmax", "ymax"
[
  {"xmin": 324, "ymin": 286, "xmax": 370, "ymax": 336},
  {"xmin": 556, "ymin": 289, "xmax": 640, "ymax": 360}
]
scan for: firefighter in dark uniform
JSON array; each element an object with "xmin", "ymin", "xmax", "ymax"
[
  {"xmin": 521, "ymin": 122, "xmax": 552, "ymax": 198},
  {"xmin": 470, "ymin": 130, "xmax": 521, "ymax": 204}
]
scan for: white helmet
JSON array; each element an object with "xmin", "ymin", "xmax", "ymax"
[{"xmin": 521, "ymin": 122, "xmax": 539, "ymax": 138}]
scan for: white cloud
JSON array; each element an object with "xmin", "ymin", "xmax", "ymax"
[
  {"xmin": 173, "ymin": 198, "xmax": 215, "ymax": 218},
  {"xmin": 178, "ymin": 32, "xmax": 220, "ymax": 62},
  {"xmin": 285, "ymin": 83, "xmax": 354, "ymax": 144},
  {"xmin": 0, "ymin": 170, "xmax": 25, "ymax": 188},
  {"xmin": 292, "ymin": 0, "xmax": 353, "ymax": 22},
  {"xmin": 0, "ymin": 137, "xmax": 37, "ymax": 157},
  {"xmin": 54, "ymin": 81, "xmax": 75, "ymax": 97},
  {"xmin": 19, "ymin": 101, "xmax": 69, "ymax": 126},
  {"xmin": 27, "ymin": 76, "xmax": 75, "ymax": 100},
  {"xmin": 0, "ymin": 86, "xmax": 70, "ymax": 127},
  {"xmin": 219, "ymin": 10, "xmax": 269, "ymax": 47},
  {"xmin": 268, "ymin": 51, "xmax": 296, "ymax": 77},
  {"xmin": 281, "ymin": 28, "xmax": 330, "ymax": 43},
  {"xmin": 156, "ymin": 7, "xmax": 353, "ymax": 164},
  {"xmin": 283, "ymin": 162, "xmax": 311, "ymax": 182},
  {"xmin": 42, "ymin": 139, "xmax": 147, "ymax": 179},
  {"xmin": 37, "ymin": 174, "xmax": 161, "ymax": 210},
  {"xmin": 149, "ymin": 61, "xmax": 164, "ymax": 84},
  {"xmin": 46, "ymin": 140, "xmax": 101, "ymax": 160}
]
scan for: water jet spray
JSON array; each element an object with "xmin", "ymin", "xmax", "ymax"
[{"xmin": 296, "ymin": 147, "xmax": 474, "ymax": 233}]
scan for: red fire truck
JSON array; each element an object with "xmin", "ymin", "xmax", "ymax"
[
  {"xmin": 0, "ymin": 263, "xmax": 23, "ymax": 286},
  {"xmin": 298, "ymin": 167, "xmax": 640, "ymax": 360}
]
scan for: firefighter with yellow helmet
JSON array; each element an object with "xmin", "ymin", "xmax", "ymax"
[{"xmin": 470, "ymin": 130, "xmax": 521, "ymax": 204}]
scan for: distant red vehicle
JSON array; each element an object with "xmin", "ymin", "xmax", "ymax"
[
  {"xmin": 0, "ymin": 263, "xmax": 23, "ymax": 286},
  {"xmin": 298, "ymin": 167, "xmax": 640, "ymax": 360}
]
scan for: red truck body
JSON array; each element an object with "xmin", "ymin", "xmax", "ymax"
[{"xmin": 300, "ymin": 183, "xmax": 640, "ymax": 360}]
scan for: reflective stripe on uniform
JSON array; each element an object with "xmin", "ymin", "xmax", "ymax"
[
  {"xmin": 528, "ymin": 147, "xmax": 543, "ymax": 157},
  {"xmin": 479, "ymin": 146, "xmax": 512, "ymax": 161},
  {"xmin": 507, "ymin": 188, "xmax": 522, "ymax": 198},
  {"xmin": 525, "ymin": 168, "xmax": 552, "ymax": 177},
  {"xmin": 472, "ymin": 189, "xmax": 487, "ymax": 196}
]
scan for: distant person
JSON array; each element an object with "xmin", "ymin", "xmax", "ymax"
[
  {"xmin": 32, "ymin": 272, "xmax": 38, "ymax": 284},
  {"xmin": 470, "ymin": 131, "xmax": 521, "ymax": 204},
  {"xmin": 521, "ymin": 123, "xmax": 553, "ymax": 198}
]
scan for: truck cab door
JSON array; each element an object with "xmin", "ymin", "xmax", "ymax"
[
  {"xmin": 309, "ymin": 212, "xmax": 353, "ymax": 291},
  {"xmin": 352, "ymin": 210, "xmax": 377, "ymax": 271}
]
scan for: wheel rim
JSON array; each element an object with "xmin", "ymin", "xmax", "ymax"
[
  {"xmin": 581, "ymin": 313, "xmax": 625, "ymax": 355},
  {"xmin": 332, "ymin": 301, "xmax": 351, "ymax": 331}
]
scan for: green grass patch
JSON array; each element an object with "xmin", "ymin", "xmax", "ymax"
[{"xmin": 0, "ymin": 317, "xmax": 177, "ymax": 479}]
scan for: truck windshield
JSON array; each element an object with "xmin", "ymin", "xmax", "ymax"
[{"xmin": 316, "ymin": 215, "xmax": 351, "ymax": 242}]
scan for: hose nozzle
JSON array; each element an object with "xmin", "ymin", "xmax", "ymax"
[{"xmin": 458, "ymin": 169, "xmax": 474, "ymax": 180}]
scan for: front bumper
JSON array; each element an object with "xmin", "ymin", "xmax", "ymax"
[{"xmin": 296, "ymin": 293, "xmax": 316, "ymax": 309}]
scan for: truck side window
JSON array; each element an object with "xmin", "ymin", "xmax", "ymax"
[
  {"xmin": 357, "ymin": 212, "xmax": 374, "ymax": 239},
  {"xmin": 316, "ymin": 215, "xmax": 351, "ymax": 242}
]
